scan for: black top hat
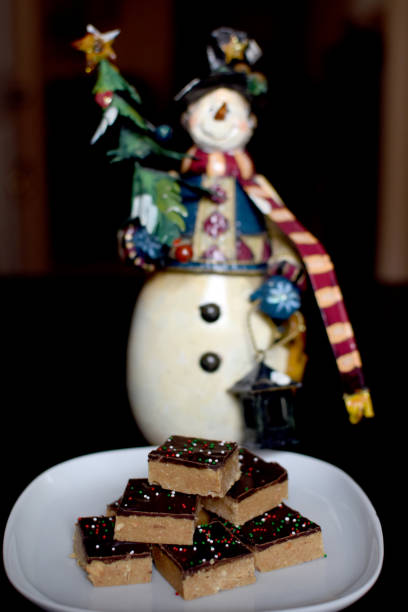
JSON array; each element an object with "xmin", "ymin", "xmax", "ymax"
[{"xmin": 175, "ymin": 27, "xmax": 268, "ymax": 106}]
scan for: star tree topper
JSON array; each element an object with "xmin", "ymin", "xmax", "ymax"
[{"xmin": 72, "ymin": 24, "xmax": 120, "ymax": 73}]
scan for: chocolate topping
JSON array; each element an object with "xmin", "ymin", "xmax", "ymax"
[
  {"xmin": 77, "ymin": 516, "xmax": 150, "ymax": 562},
  {"xmin": 227, "ymin": 448, "xmax": 288, "ymax": 501},
  {"xmin": 158, "ymin": 520, "xmax": 253, "ymax": 577},
  {"xmin": 148, "ymin": 435, "xmax": 238, "ymax": 470},
  {"xmin": 116, "ymin": 478, "xmax": 197, "ymax": 519},
  {"xmin": 220, "ymin": 503, "xmax": 321, "ymax": 550}
]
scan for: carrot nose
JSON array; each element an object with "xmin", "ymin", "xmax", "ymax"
[{"xmin": 214, "ymin": 102, "xmax": 227, "ymax": 120}]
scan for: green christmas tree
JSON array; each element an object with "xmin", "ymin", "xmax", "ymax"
[{"xmin": 72, "ymin": 25, "xmax": 192, "ymax": 253}]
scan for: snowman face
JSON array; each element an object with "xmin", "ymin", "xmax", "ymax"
[{"xmin": 183, "ymin": 87, "xmax": 256, "ymax": 153}]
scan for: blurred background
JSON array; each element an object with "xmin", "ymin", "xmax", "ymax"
[
  {"xmin": 1, "ymin": 0, "xmax": 406, "ymax": 608},
  {"xmin": 2, "ymin": 0, "xmax": 408, "ymax": 281},
  {"xmin": 0, "ymin": 0, "xmax": 408, "ymax": 284}
]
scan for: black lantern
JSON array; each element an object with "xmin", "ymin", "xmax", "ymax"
[{"xmin": 229, "ymin": 362, "xmax": 301, "ymax": 449}]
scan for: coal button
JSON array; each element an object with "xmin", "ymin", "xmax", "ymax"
[
  {"xmin": 199, "ymin": 352, "xmax": 221, "ymax": 372},
  {"xmin": 199, "ymin": 303, "xmax": 221, "ymax": 323}
]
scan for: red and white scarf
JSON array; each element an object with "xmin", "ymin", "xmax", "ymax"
[{"xmin": 181, "ymin": 146, "xmax": 374, "ymax": 423}]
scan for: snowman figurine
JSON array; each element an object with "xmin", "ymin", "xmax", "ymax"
[
  {"xmin": 121, "ymin": 27, "xmax": 373, "ymax": 444},
  {"xmin": 72, "ymin": 25, "xmax": 373, "ymax": 446}
]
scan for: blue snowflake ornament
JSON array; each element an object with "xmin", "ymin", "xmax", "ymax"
[
  {"xmin": 131, "ymin": 226, "xmax": 164, "ymax": 259},
  {"xmin": 250, "ymin": 275, "xmax": 301, "ymax": 321}
]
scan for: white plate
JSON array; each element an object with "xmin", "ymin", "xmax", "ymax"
[{"xmin": 3, "ymin": 447, "xmax": 383, "ymax": 612}]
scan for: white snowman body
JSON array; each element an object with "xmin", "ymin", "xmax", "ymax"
[
  {"xmin": 128, "ymin": 271, "xmax": 292, "ymax": 444},
  {"xmin": 127, "ymin": 88, "xmax": 303, "ymax": 444}
]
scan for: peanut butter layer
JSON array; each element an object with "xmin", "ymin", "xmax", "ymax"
[
  {"xmin": 254, "ymin": 530, "xmax": 324, "ymax": 572},
  {"xmin": 201, "ymin": 448, "xmax": 288, "ymax": 524},
  {"xmin": 217, "ymin": 503, "xmax": 325, "ymax": 572},
  {"xmin": 106, "ymin": 498, "xmax": 121, "ymax": 516},
  {"xmin": 114, "ymin": 478, "xmax": 199, "ymax": 544},
  {"xmin": 152, "ymin": 521, "xmax": 255, "ymax": 600},
  {"xmin": 73, "ymin": 516, "xmax": 151, "ymax": 586},
  {"xmin": 148, "ymin": 435, "xmax": 241, "ymax": 497}
]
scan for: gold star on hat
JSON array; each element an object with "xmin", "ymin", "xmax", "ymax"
[
  {"xmin": 72, "ymin": 24, "xmax": 120, "ymax": 72},
  {"xmin": 221, "ymin": 34, "xmax": 249, "ymax": 64}
]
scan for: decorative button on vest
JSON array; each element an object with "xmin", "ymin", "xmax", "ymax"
[{"xmin": 203, "ymin": 211, "xmax": 229, "ymax": 237}]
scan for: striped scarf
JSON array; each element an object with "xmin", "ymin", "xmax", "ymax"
[{"xmin": 181, "ymin": 146, "xmax": 374, "ymax": 423}]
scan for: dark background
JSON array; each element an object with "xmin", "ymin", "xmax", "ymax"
[{"xmin": 1, "ymin": 1, "xmax": 404, "ymax": 609}]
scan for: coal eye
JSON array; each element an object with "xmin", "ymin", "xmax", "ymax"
[{"xmin": 199, "ymin": 303, "xmax": 221, "ymax": 323}]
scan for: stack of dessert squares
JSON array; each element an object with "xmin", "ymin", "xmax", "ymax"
[{"xmin": 73, "ymin": 435, "xmax": 325, "ymax": 600}]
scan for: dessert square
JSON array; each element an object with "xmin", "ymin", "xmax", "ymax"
[
  {"xmin": 201, "ymin": 448, "xmax": 288, "ymax": 524},
  {"xmin": 220, "ymin": 503, "xmax": 325, "ymax": 572},
  {"xmin": 152, "ymin": 520, "xmax": 256, "ymax": 600},
  {"xmin": 113, "ymin": 478, "xmax": 199, "ymax": 545},
  {"xmin": 106, "ymin": 497, "xmax": 121, "ymax": 516},
  {"xmin": 148, "ymin": 435, "xmax": 241, "ymax": 497},
  {"xmin": 73, "ymin": 515, "xmax": 151, "ymax": 586}
]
